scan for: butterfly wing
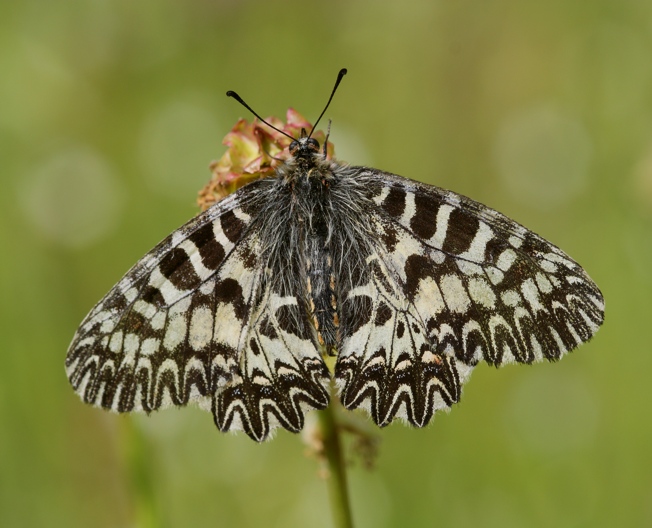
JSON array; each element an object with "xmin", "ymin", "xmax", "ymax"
[
  {"xmin": 212, "ymin": 255, "xmax": 330, "ymax": 441},
  {"xmin": 334, "ymin": 244, "xmax": 463, "ymax": 428},
  {"xmin": 335, "ymin": 168, "xmax": 604, "ymax": 427},
  {"xmin": 66, "ymin": 182, "xmax": 329, "ymax": 441}
]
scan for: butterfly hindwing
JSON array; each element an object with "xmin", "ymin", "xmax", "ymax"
[
  {"xmin": 334, "ymin": 247, "xmax": 463, "ymax": 427},
  {"xmin": 213, "ymin": 271, "xmax": 330, "ymax": 441}
]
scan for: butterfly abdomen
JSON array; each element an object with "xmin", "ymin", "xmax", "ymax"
[{"xmin": 304, "ymin": 200, "xmax": 339, "ymax": 354}]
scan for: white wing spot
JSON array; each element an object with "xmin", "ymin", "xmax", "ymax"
[
  {"xmin": 440, "ymin": 274, "xmax": 471, "ymax": 314},
  {"xmin": 535, "ymin": 272, "xmax": 553, "ymax": 293},
  {"xmin": 395, "ymin": 359, "xmax": 412, "ymax": 371},
  {"xmin": 414, "ymin": 276, "xmax": 446, "ymax": 316},
  {"xmin": 141, "ymin": 337, "xmax": 160, "ymax": 356},
  {"xmin": 468, "ymin": 277, "xmax": 496, "ymax": 309},
  {"xmin": 431, "ymin": 204, "xmax": 454, "ymax": 248},
  {"xmin": 124, "ymin": 287, "xmax": 138, "ymax": 303},
  {"xmin": 149, "ymin": 267, "xmax": 188, "ymax": 306},
  {"xmin": 124, "ymin": 333, "xmax": 140, "ymax": 356},
  {"xmin": 456, "ymin": 260, "xmax": 484, "ymax": 276},
  {"xmin": 134, "ymin": 300, "xmax": 157, "ymax": 319},
  {"xmin": 460, "ymin": 222, "xmax": 494, "ymax": 262},
  {"xmin": 485, "ymin": 267, "xmax": 505, "ymax": 285},
  {"xmin": 508, "ymin": 235, "xmax": 523, "ymax": 248},
  {"xmin": 213, "ymin": 220, "xmax": 235, "ymax": 253},
  {"xmin": 178, "ymin": 239, "xmax": 213, "ymax": 280},
  {"xmin": 501, "ymin": 290, "xmax": 521, "ymax": 307},
  {"xmin": 539, "ymin": 260, "xmax": 558, "ymax": 273},
  {"xmin": 400, "ymin": 191, "xmax": 416, "ymax": 226},
  {"xmin": 521, "ymin": 278, "xmax": 546, "ymax": 313},
  {"xmin": 109, "ymin": 331, "xmax": 123, "ymax": 353},
  {"xmin": 151, "ymin": 311, "xmax": 166, "ymax": 330},
  {"xmin": 100, "ymin": 318, "xmax": 117, "ymax": 333},
  {"xmin": 163, "ymin": 314, "xmax": 187, "ymax": 351},
  {"xmin": 213, "ymin": 303, "xmax": 241, "ymax": 349},
  {"xmin": 189, "ymin": 305, "xmax": 214, "ymax": 351},
  {"xmin": 373, "ymin": 186, "xmax": 390, "ymax": 205},
  {"xmin": 549, "ymin": 327, "xmax": 567, "ymax": 355},
  {"xmin": 530, "ymin": 335, "xmax": 543, "ymax": 360},
  {"xmin": 496, "ymin": 249, "xmax": 518, "ymax": 271},
  {"xmin": 232, "ymin": 207, "xmax": 251, "ymax": 223},
  {"xmin": 169, "ymin": 295, "xmax": 192, "ymax": 316}
]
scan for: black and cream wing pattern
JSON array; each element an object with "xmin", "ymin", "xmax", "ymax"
[
  {"xmin": 66, "ymin": 182, "xmax": 331, "ymax": 442},
  {"xmin": 66, "ymin": 136, "xmax": 604, "ymax": 442},
  {"xmin": 336, "ymin": 169, "xmax": 603, "ymax": 427}
]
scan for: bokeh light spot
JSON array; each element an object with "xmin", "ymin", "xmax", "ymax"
[
  {"xmin": 493, "ymin": 104, "xmax": 592, "ymax": 209},
  {"xmin": 503, "ymin": 368, "xmax": 599, "ymax": 455},
  {"xmin": 139, "ymin": 99, "xmax": 223, "ymax": 200},
  {"xmin": 20, "ymin": 146, "xmax": 124, "ymax": 248}
]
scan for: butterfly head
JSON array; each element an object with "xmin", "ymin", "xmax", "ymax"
[
  {"xmin": 289, "ymin": 129, "xmax": 321, "ymax": 160},
  {"xmin": 227, "ymin": 68, "xmax": 346, "ymax": 163}
]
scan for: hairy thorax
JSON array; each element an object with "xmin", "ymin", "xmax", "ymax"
[{"xmin": 257, "ymin": 152, "xmax": 376, "ymax": 355}]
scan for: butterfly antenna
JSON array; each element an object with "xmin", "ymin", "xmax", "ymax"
[
  {"xmin": 226, "ymin": 90, "xmax": 295, "ymax": 141},
  {"xmin": 309, "ymin": 68, "xmax": 347, "ymax": 138},
  {"xmin": 322, "ymin": 119, "xmax": 332, "ymax": 158}
]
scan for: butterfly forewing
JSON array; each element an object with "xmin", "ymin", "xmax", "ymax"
[{"xmin": 362, "ymin": 169, "xmax": 604, "ymax": 367}]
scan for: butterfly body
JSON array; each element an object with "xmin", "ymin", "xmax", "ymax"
[{"xmin": 66, "ymin": 131, "xmax": 604, "ymax": 441}]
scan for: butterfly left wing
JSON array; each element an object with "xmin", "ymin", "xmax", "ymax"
[
  {"xmin": 65, "ymin": 191, "xmax": 255, "ymax": 414},
  {"xmin": 66, "ymin": 183, "xmax": 329, "ymax": 441},
  {"xmin": 213, "ymin": 272, "xmax": 330, "ymax": 441}
]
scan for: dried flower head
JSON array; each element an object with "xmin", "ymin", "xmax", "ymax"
[{"xmin": 198, "ymin": 109, "xmax": 335, "ymax": 210}]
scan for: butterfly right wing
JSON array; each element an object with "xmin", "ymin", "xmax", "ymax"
[
  {"xmin": 323, "ymin": 168, "xmax": 463, "ymax": 428},
  {"xmin": 334, "ymin": 167, "xmax": 603, "ymax": 429},
  {"xmin": 364, "ymin": 169, "xmax": 604, "ymax": 368},
  {"xmin": 334, "ymin": 245, "xmax": 463, "ymax": 428}
]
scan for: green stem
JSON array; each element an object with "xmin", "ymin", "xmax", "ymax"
[
  {"xmin": 317, "ymin": 385, "xmax": 354, "ymax": 528},
  {"xmin": 122, "ymin": 417, "xmax": 162, "ymax": 528}
]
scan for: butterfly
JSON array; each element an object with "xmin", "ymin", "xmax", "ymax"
[{"xmin": 66, "ymin": 69, "xmax": 604, "ymax": 441}]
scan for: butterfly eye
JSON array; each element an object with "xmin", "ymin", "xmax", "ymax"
[
  {"xmin": 306, "ymin": 138, "xmax": 320, "ymax": 151},
  {"xmin": 289, "ymin": 140, "xmax": 300, "ymax": 154}
]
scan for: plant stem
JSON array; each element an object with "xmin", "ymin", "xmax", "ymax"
[
  {"xmin": 317, "ymin": 385, "xmax": 354, "ymax": 528},
  {"xmin": 122, "ymin": 417, "xmax": 161, "ymax": 528}
]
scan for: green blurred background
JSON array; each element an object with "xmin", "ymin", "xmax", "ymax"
[{"xmin": 1, "ymin": 1, "xmax": 651, "ymax": 527}]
